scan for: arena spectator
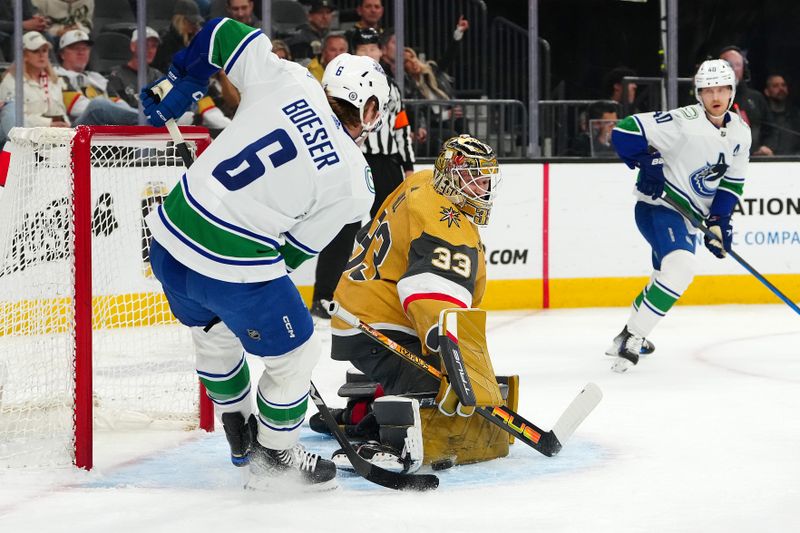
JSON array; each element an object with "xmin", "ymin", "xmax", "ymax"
[
  {"xmin": 55, "ymin": 29, "xmax": 139, "ymax": 126},
  {"xmin": 0, "ymin": 0, "xmax": 48, "ymax": 60},
  {"xmin": 602, "ymin": 66, "xmax": 638, "ymax": 113},
  {"xmin": 307, "ymin": 32, "xmax": 347, "ymax": 82},
  {"xmin": 105, "ymin": 27, "xmax": 162, "ymax": 110},
  {"xmin": 32, "ymin": 0, "xmax": 93, "ymax": 38},
  {"xmin": 226, "ymin": 0, "xmax": 259, "ymax": 28},
  {"xmin": 0, "ymin": 31, "xmax": 69, "ymax": 137},
  {"xmin": 153, "ymin": 0, "xmax": 204, "ymax": 73},
  {"xmin": 286, "ymin": 0, "xmax": 335, "ymax": 62},
  {"xmin": 271, "ymin": 39, "xmax": 292, "ymax": 60},
  {"xmin": 354, "ymin": 0, "xmax": 383, "ymax": 31},
  {"xmin": 763, "ymin": 74, "xmax": 800, "ymax": 155},
  {"xmin": 719, "ymin": 45, "xmax": 775, "ymax": 155},
  {"xmin": 402, "ymin": 16, "xmax": 469, "ymax": 154},
  {"xmin": 567, "ymin": 100, "xmax": 619, "ymax": 157}
]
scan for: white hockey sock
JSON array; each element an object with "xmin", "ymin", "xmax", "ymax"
[
  {"xmin": 192, "ymin": 324, "xmax": 253, "ymax": 417},
  {"xmin": 627, "ymin": 250, "xmax": 696, "ymax": 338},
  {"xmin": 255, "ymin": 331, "xmax": 321, "ymax": 450}
]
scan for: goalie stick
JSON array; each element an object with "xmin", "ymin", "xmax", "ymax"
[
  {"xmin": 661, "ymin": 195, "xmax": 800, "ymax": 316},
  {"xmin": 324, "ymin": 301, "xmax": 602, "ymax": 458},
  {"xmin": 309, "ymin": 381, "xmax": 439, "ymax": 491}
]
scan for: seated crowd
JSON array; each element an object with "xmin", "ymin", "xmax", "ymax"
[
  {"xmin": 0, "ymin": 0, "xmax": 471, "ymax": 153},
  {"xmin": 1, "ymin": 0, "xmax": 796, "ymax": 156}
]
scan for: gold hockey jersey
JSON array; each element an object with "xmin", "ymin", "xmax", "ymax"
[{"xmin": 332, "ymin": 170, "xmax": 486, "ymax": 352}]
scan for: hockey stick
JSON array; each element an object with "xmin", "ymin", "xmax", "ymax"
[
  {"xmin": 308, "ymin": 381, "xmax": 439, "ymax": 491},
  {"xmin": 324, "ymin": 301, "xmax": 602, "ymax": 458},
  {"xmin": 661, "ymin": 195, "xmax": 800, "ymax": 316},
  {"xmin": 148, "ymin": 80, "xmax": 195, "ymax": 167}
]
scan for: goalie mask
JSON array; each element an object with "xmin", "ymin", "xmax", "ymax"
[
  {"xmin": 694, "ymin": 59, "xmax": 736, "ymax": 118},
  {"xmin": 323, "ymin": 53, "xmax": 390, "ymax": 144},
  {"xmin": 433, "ymin": 135, "xmax": 501, "ymax": 227}
]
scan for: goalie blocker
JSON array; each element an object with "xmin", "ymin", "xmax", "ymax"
[{"xmin": 319, "ymin": 308, "xmax": 519, "ymax": 467}]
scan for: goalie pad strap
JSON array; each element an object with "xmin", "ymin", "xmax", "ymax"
[{"xmin": 436, "ymin": 309, "xmax": 503, "ymax": 412}]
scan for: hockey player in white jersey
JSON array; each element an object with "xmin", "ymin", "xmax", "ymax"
[
  {"xmin": 139, "ymin": 17, "xmax": 390, "ymax": 488},
  {"xmin": 607, "ymin": 59, "xmax": 751, "ymax": 372}
]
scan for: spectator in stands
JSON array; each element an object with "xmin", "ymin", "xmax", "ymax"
[
  {"xmin": 0, "ymin": 31, "xmax": 69, "ymax": 135},
  {"xmin": 226, "ymin": 0, "xmax": 260, "ymax": 28},
  {"xmin": 271, "ymin": 39, "xmax": 292, "ymax": 60},
  {"xmin": 32, "ymin": 0, "xmax": 93, "ymax": 38},
  {"xmin": 287, "ymin": 0, "xmax": 336, "ymax": 62},
  {"xmin": 378, "ymin": 28, "xmax": 398, "ymax": 78},
  {"xmin": 402, "ymin": 16, "xmax": 469, "ymax": 154},
  {"xmin": 763, "ymin": 74, "xmax": 800, "ymax": 155},
  {"xmin": 105, "ymin": 27, "xmax": 162, "ymax": 110},
  {"xmin": 307, "ymin": 32, "xmax": 347, "ymax": 82},
  {"xmin": 153, "ymin": 0, "xmax": 205, "ymax": 73},
  {"xmin": 567, "ymin": 100, "xmax": 619, "ymax": 157},
  {"xmin": 353, "ymin": 0, "xmax": 383, "ymax": 32},
  {"xmin": 55, "ymin": 29, "xmax": 139, "ymax": 126},
  {"xmin": 719, "ymin": 45, "xmax": 775, "ymax": 155},
  {"xmin": 602, "ymin": 66, "xmax": 638, "ymax": 113},
  {"xmin": 0, "ymin": 0, "xmax": 49, "ymax": 61}
]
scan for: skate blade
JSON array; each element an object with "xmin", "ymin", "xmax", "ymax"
[{"xmin": 611, "ymin": 357, "xmax": 634, "ymax": 373}]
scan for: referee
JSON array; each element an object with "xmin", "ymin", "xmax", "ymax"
[{"xmin": 310, "ymin": 28, "xmax": 415, "ymax": 318}]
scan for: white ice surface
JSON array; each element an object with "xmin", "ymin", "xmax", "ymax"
[{"xmin": 1, "ymin": 304, "xmax": 799, "ymax": 532}]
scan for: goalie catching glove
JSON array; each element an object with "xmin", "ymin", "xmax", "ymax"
[{"xmin": 436, "ymin": 309, "xmax": 503, "ymax": 417}]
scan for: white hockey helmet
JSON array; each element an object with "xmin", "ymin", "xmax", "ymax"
[
  {"xmin": 322, "ymin": 53, "xmax": 390, "ymax": 140},
  {"xmin": 694, "ymin": 59, "xmax": 736, "ymax": 113}
]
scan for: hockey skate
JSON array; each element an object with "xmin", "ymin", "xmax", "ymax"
[
  {"xmin": 605, "ymin": 326, "xmax": 655, "ymax": 357},
  {"xmin": 221, "ymin": 412, "xmax": 254, "ymax": 467},
  {"xmin": 610, "ymin": 328, "xmax": 644, "ymax": 373},
  {"xmin": 245, "ymin": 439, "xmax": 338, "ymax": 491}
]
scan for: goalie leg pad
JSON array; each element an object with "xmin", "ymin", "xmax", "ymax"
[
  {"xmin": 373, "ymin": 395, "xmax": 424, "ymax": 473},
  {"xmin": 436, "ymin": 309, "xmax": 503, "ymax": 417}
]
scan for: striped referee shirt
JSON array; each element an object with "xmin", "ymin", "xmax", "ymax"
[{"xmin": 362, "ymin": 77, "xmax": 416, "ymax": 172}]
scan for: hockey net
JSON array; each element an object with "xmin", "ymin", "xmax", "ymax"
[{"xmin": 0, "ymin": 126, "xmax": 214, "ymax": 469}]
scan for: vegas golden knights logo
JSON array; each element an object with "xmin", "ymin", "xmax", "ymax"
[{"xmin": 141, "ymin": 181, "xmax": 168, "ymax": 278}]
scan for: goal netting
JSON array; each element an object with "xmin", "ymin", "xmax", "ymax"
[{"xmin": 0, "ymin": 126, "xmax": 214, "ymax": 469}]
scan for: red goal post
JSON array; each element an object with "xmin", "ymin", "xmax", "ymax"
[{"xmin": 0, "ymin": 126, "xmax": 215, "ymax": 470}]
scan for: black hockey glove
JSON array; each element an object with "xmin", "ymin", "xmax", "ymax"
[
  {"xmin": 704, "ymin": 215, "xmax": 732, "ymax": 258},
  {"xmin": 636, "ymin": 154, "xmax": 666, "ymax": 200}
]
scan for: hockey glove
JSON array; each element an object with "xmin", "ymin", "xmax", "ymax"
[
  {"xmin": 636, "ymin": 154, "xmax": 666, "ymax": 200},
  {"xmin": 704, "ymin": 215, "xmax": 732, "ymax": 258},
  {"xmin": 141, "ymin": 70, "xmax": 208, "ymax": 128}
]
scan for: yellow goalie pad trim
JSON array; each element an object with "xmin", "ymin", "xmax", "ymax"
[{"xmin": 436, "ymin": 308, "xmax": 503, "ymax": 416}]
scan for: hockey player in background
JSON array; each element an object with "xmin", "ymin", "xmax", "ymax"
[
  {"xmin": 310, "ymin": 135, "xmax": 519, "ymax": 472},
  {"xmin": 139, "ymin": 16, "xmax": 390, "ymax": 488},
  {"xmin": 608, "ymin": 59, "xmax": 751, "ymax": 372}
]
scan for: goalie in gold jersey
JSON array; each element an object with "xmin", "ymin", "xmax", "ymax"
[{"xmin": 314, "ymin": 135, "xmax": 520, "ymax": 472}]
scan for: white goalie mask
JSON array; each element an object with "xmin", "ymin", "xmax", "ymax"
[
  {"xmin": 694, "ymin": 59, "xmax": 736, "ymax": 118},
  {"xmin": 322, "ymin": 53, "xmax": 390, "ymax": 143},
  {"xmin": 433, "ymin": 135, "xmax": 501, "ymax": 227}
]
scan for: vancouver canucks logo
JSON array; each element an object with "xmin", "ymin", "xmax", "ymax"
[
  {"xmin": 439, "ymin": 206, "xmax": 461, "ymax": 228},
  {"xmin": 364, "ymin": 166, "xmax": 374, "ymax": 193},
  {"xmin": 689, "ymin": 153, "xmax": 728, "ymax": 198}
]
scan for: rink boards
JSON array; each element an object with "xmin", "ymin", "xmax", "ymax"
[
  {"xmin": 293, "ymin": 161, "xmax": 800, "ymax": 310},
  {"xmin": 2, "ymin": 161, "xmax": 798, "ymax": 333}
]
